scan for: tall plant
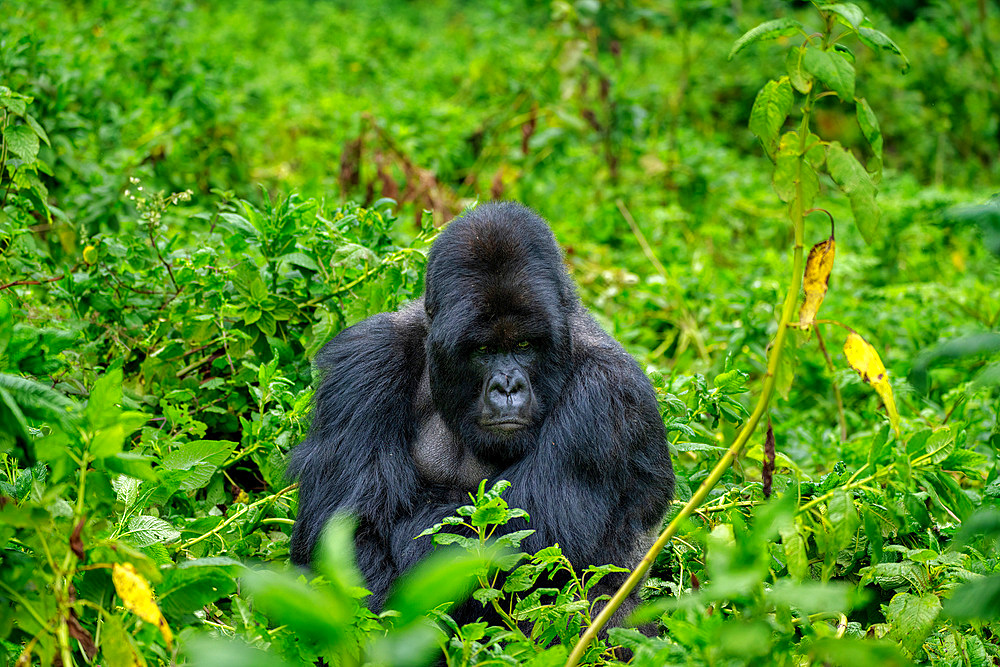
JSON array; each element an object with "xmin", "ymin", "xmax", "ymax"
[{"xmin": 566, "ymin": 4, "xmax": 908, "ymax": 663}]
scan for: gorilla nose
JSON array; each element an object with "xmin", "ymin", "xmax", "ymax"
[{"xmin": 484, "ymin": 373, "xmax": 529, "ymax": 414}]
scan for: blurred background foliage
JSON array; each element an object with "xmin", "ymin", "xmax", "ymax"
[{"xmin": 1, "ymin": 0, "xmax": 998, "ymax": 664}]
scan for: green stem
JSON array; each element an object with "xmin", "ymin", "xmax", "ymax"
[{"xmin": 565, "ymin": 87, "xmax": 818, "ymax": 667}]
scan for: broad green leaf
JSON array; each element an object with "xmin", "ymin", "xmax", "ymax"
[
  {"xmin": 161, "ymin": 439, "xmax": 237, "ymax": 491},
  {"xmin": 885, "ymin": 592, "xmax": 940, "ymax": 656},
  {"xmin": 810, "ymin": 638, "xmax": 909, "ymax": 667},
  {"xmin": 827, "ymin": 142, "xmax": 880, "ymax": 244},
  {"xmin": 2, "ymin": 124, "xmax": 39, "ymax": 161},
  {"xmin": 803, "ymin": 48, "xmax": 855, "ymax": 101},
  {"xmin": 242, "ymin": 568, "xmax": 352, "ymax": 647},
  {"xmin": 749, "ymin": 77, "xmax": 794, "ymax": 160},
  {"xmin": 820, "ymin": 3, "xmax": 865, "ymax": 29},
  {"xmin": 85, "ymin": 368, "xmax": 124, "ymax": 429},
  {"xmin": 768, "ymin": 579, "xmax": 854, "ymax": 615},
  {"xmin": 385, "ymin": 549, "xmax": 492, "ymax": 626},
  {"xmin": 123, "ymin": 515, "xmax": 181, "ymax": 548},
  {"xmin": 90, "ymin": 411, "xmax": 149, "ymax": 457},
  {"xmin": 858, "ymin": 27, "xmax": 909, "ymax": 71},
  {"xmin": 160, "ymin": 565, "xmax": 239, "ymax": 619},
  {"xmin": 0, "ymin": 88, "xmax": 28, "ymax": 115},
  {"xmin": 729, "ymin": 18, "xmax": 804, "ymax": 60}
]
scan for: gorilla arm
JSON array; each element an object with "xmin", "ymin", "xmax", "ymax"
[
  {"xmin": 288, "ymin": 306, "xmax": 427, "ymax": 604},
  {"xmin": 502, "ymin": 342, "xmax": 674, "ymax": 574}
]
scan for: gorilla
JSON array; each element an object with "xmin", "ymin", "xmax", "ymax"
[{"xmin": 289, "ymin": 201, "xmax": 674, "ymax": 618}]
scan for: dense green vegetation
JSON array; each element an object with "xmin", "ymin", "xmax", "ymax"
[{"xmin": 2, "ymin": 0, "xmax": 999, "ymax": 665}]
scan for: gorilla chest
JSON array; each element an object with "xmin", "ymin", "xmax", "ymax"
[{"xmin": 411, "ymin": 412, "xmax": 499, "ymax": 490}]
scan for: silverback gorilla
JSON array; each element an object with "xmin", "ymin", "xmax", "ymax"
[{"xmin": 289, "ymin": 202, "xmax": 675, "ymax": 617}]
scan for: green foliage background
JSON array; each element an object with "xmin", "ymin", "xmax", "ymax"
[{"xmin": 1, "ymin": 0, "xmax": 998, "ymax": 665}]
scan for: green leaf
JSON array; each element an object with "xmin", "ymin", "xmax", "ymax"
[
  {"xmin": 160, "ymin": 568, "xmax": 238, "ymax": 619},
  {"xmin": 885, "ymin": 592, "xmax": 940, "ymax": 656},
  {"xmin": 24, "ymin": 114, "xmax": 50, "ymax": 146},
  {"xmin": 123, "ymin": 515, "xmax": 181, "ymax": 547},
  {"xmin": 944, "ymin": 575, "xmax": 1000, "ymax": 621},
  {"xmin": 820, "ymin": 3, "xmax": 865, "ymax": 30},
  {"xmin": 855, "ymin": 97, "xmax": 883, "ymax": 181},
  {"xmin": 802, "ymin": 48, "xmax": 855, "ymax": 101},
  {"xmin": 858, "ymin": 27, "xmax": 909, "ymax": 71},
  {"xmin": 84, "ymin": 369, "xmax": 124, "ymax": 430},
  {"xmin": 162, "ymin": 439, "xmax": 237, "ymax": 491},
  {"xmin": 773, "ymin": 132, "xmax": 819, "ymax": 210},
  {"xmin": 91, "ymin": 411, "xmax": 148, "ymax": 458},
  {"xmin": 826, "ymin": 141, "xmax": 880, "ymax": 244},
  {"xmin": 3, "ymin": 124, "xmax": 39, "ymax": 162},
  {"xmin": 786, "ymin": 47, "xmax": 813, "ymax": 93},
  {"xmin": 384, "ymin": 549, "xmax": 492, "ymax": 626},
  {"xmin": 810, "ymin": 638, "xmax": 909, "ymax": 667},
  {"xmin": 0, "ymin": 88, "xmax": 28, "ymax": 116},
  {"xmin": 750, "ymin": 78, "xmax": 794, "ymax": 160},
  {"xmin": 729, "ymin": 18, "xmax": 804, "ymax": 60}
]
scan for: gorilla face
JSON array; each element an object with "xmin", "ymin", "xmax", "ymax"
[{"xmin": 424, "ymin": 203, "xmax": 576, "ymax": 466}]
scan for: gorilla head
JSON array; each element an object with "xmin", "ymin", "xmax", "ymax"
[{"xmin": 423, "ymin": 202, "xmax": 577, "ymax": 466}]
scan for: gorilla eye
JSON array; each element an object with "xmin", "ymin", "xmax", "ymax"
[
  {"xmin": 517, "ymin": 340, "xmax": 531, "ymax": 350},
  {"xmin": 477, "ymin": 345, "xmax": 488, "ymax": 353}
]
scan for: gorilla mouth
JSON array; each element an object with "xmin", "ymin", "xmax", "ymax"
[{"xmin": 481, "ymin": 418, "xmax": 529, "ymax": 433}]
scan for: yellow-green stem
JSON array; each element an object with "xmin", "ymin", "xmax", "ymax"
[{"xmin": 564, "ymin": 90, "xmax": 816, "ymax": 667}]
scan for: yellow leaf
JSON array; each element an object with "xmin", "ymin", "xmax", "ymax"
[
  {"xmin": 112, "ymin": 563, "xmax": 174, "ymax": 649},
  {"xmin": 798, "ymin": 236, "xmax": 835, "ymax": 328},
  {"xmin": 843, "ymin": 332, "xmax": 900, "ymax": 436}
]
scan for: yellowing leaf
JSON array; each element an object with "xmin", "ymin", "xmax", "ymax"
[
  {"xmin": 844, "ymin": 332, "xmax": 900, "ymax": 436},
  {"xmin": 799, "ymin": 236, "xmax": 836, "ymax": 328},
  {"xmin": 112, "ymin": 562, "xmax": 174, "ymax": 648}
]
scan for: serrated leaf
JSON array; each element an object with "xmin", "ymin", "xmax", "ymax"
[
  {"xmin": 858, "ymin": 27, "xmax": 909, "ymax": 71},
  {"xmin": 798, "ymin": 235, "xmax": 836, "ymax": 328},
  {"xmin": 161, "ymin": 440, "xmax": 237, "ymax": 491},
  {"xmin": 3, "ymin": 124, "xmax": 39, "ymax": 162},
  {"xmin": 827, "ymin": 142, "xmax": 880, "ymax": 243},
  {"xmin": 803, "ymin": 48, "xmax": 855, "ymax": 101},
  {"xmin": 729, "ymin": 18, "xmax": 804, "ymax": 60},
  {"xmin": 844, "ymin": 332, "xmax": 900, "ymax": 435},
  {"xmin": 113, "ymin": 562, "xmax": 174, "ymax": 648},
  {"xmin": 749, "ymin": 77, "xmax": 794, "ymax": 160},
  {"xmin": 123, "ymin": 515, "xmax": 181, "ymax": 547},
  {"xmin": 885, "ymin": 592, "xmax": 940, "ymax": 656},
  {"xmin": 820, "ymin": 3, "xmax": 865, "ymax": 29}
]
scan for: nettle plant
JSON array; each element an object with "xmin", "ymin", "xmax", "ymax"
[{"xmin": 566, "ymin": 4, "xmax": 995, "ymax": 665}]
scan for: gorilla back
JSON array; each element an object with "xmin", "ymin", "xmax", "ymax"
[{"xmin": 289, "ymin": 201, "xmax": 674, "ymax": 613}]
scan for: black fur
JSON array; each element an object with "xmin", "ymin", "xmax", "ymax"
[{"xmin": 289, "ymin": 201, "xmax": 675, "ymax": 616}]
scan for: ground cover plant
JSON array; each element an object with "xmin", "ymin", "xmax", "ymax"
[{"xmin": 1, "ymin": 0, "xmax": 998, "ymax": 665}]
